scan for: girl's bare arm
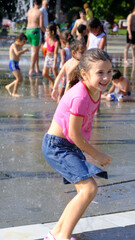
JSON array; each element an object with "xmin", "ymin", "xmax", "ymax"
[
  {"xmin": 51, "ymin": 64, "xmax": 66, "ymax": 100},
  {"xmin": 98, "ymin": 35, "xmax": 107, "ymax": 50},
  {"xmin": 86, "ymin": 33, "xmax": 90, "ymax": 49},
  {"xmin": 53, "ymin": 41, "xmax": 59, "ymax": 67},
  {"xmin": 60, "ymin": 48, "xmax": 66, "ymax": 67}
]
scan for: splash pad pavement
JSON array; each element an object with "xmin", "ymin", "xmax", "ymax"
[{"xmin": 0, "ymin": 35, "xmax": 135, "ymax": 240}]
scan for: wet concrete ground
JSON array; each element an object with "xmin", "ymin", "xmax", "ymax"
[{"xmin": 0, "ymin": 35, "xmax": 135, "ymax": 239}]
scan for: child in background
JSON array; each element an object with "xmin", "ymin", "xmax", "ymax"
[
  {"xmin": 57, "ymin": 30, "xmax": 73, "ymax": 101},
  {"xmin": 87, "ymin": 17, "xmax": 107, "ymax": 50},
  {"xmin": 42, "ymin": 22, "xmax": 60, "ymax": 87},
  {"xmin": 51, "ymin": 40, "xmax": 86, "ymax": 102},
  {"xmin": 42, "ymin": 48, "xmax": 112, "ymax": 240},
  {"xmin": 5, "ymin": 33, "xmax": 29, "ymax": 97},
  {"xmin": 76, "ymin": 24, "xmax": 88, "ymax": 45},
  {"xmin": 87, "ymin": 17, "xmax": 107, "ymax": 114},
  {"xmin": 102, "ymin": 69, "xmax": 135, "ymax": 102},
  {"xmin": 71, "ymin": 9, "xmax": 87, "ymax": 37},
  {"xmin": 60, "ymin": 30, "xmax": 72, "ymax": 66}
]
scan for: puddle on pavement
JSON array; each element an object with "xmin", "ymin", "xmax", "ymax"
[{"xmin": 0, "ymin": 59, "xmax": 135, "ymax": 180}]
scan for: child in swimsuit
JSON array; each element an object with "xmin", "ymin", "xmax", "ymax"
[
  {"xmin": 42, "ymin": 22, "xmax": 60, "ymax": 88},
  {"xmin": 51, "ymin": 40, "xmax": 86, "ymax": 103},
  {"xmin": 5, "ymin": 33, "xmax": 29, "ymax": 97},
  {"xmin": 102, "ymin": 69, "xmax": 135, "ymax": 102}
]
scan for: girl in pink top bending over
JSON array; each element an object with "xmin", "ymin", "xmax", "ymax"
[
  {"xmin": 51, "ymin": 40, "xmax": 86, "ymax": 103},
  {"xmin": 42, "ymin": 22, "xmax": 60, "ymax": 87},
  {"xmin": 42, "ymin": 48, "xmax": 112, "ymax": 240}
]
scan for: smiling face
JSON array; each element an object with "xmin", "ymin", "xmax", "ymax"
[{"xmin": 81, "ymin": 60, "xmax": 112, "ymax": 95}]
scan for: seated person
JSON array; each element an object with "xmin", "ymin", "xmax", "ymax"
[{"xmin": 102, "ymin": 69, "xmax": 135, "ymax": 102}]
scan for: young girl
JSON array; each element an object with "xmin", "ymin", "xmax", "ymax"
[
  {"xmin": 51, "ymin": 40, "xmax": 86, "ymax": 102},
  {"xmin": 87, "ymin": 17, "xmax": 107, "ymax": 114},
  {"xmin": 87, "ymin": 17, "xmax": 107, "ymax": 50},
  {"xmin": 57, "ymin": 30, "xmax": 73, "ymax": 101},
  {"xmin": 5, "ymin": 33, "xmax": 29, "ymax": 97},
  {"xmin": 42, "ymin": 48, "xmax": 112, "ymax": 240},
  {"xmin": 60, "ymin": 30, "xmax": 73, "ymax": 66},
  {"xmin": 42, "ymin": 22, "xmax": 60, "ymax": 87}
]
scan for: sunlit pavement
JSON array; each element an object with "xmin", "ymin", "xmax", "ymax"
[{"xmin": 0, "ymin": 35, "xmax": 135, "ymax": 239}]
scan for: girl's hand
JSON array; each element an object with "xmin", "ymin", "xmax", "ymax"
[
  {"xmin": 96, "ymin": 152, "xmax": 112, "ymax": 167},
  {"xmin": 51, "ymin": 88, "xmax": 58, "ymax": 101},
  {"xmin": 53, "ymin": 64, "xmax": 57, "ymax": 72}
]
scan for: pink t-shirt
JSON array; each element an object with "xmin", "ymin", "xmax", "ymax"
[{"xmin": 54, "ymin": 81, "xmax": 101, "ymax": 144}]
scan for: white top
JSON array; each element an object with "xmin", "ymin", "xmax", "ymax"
[
  {"xmin": 87, "ymin": 32, "xmax": 106, "ymax": 49},
  {"xmin": 40, "ymin": 7, "xmax": 48, "ymax": 28}
]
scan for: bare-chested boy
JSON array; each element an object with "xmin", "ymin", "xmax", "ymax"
[
  {"xmin": 71, "ymin": 9, "xmax": 87, "ymax": 37},
  {"xmin": 5, "ymin": 33, "xmax": 29, "ymax": 97},
  {"xmin": 102, "ymin": 69, "xmax": 135, "ymax": 102},
  {"xmin": 26, "ymin": 0, "xmax": 45, "ymax": 76}
]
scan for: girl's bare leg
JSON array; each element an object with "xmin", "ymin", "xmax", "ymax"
[
  {"xmin": 42, "ymin": 67, "xmax": 54, "ymax": 88},
  {"xmin": 51, "ymin": 177, "xmax": 98, "ymax": 240}
]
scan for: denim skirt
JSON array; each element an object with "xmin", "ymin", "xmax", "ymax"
[{"xmin": 42, "ymin": 133, "xmax": 108, "ymax": 184}]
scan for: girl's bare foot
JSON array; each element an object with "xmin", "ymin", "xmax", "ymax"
[{"xmin": 5, "ymin": 85, "xmax": 12, "ymax": 96}]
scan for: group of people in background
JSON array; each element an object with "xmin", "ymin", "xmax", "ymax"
[
  {"xmin": 4, "ymin": 2, "xmax": 135, "ymax": 240},
  {"xmin": 5, "ymin": 0, "xmax": 135, "ymax": 104}
]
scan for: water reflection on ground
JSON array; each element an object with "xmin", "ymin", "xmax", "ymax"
[{"xmin": 1, "ymin": 58, "xmax": 135, "ymax": 227}]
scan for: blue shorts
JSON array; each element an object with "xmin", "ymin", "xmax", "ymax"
[
  {"xmin": 109, "ymin": 91, "xmax": 131, "ymax": 101},
  {"xmin": 9, "ymin": 60, "xmax": 20, "ymax": 72},
  {"xmin": 58, "ymin": 75, "xmax": 66, "ymax": 88},
  {"xmin": 42, "ymin": 133, "xmax": 108, "ymax": 184}
]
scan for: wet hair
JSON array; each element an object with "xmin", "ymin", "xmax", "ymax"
[
  {"xmin": 79, "ymin": 48, "xmax": 111, "ymax": 73},
  {"xmin": 60, "ymin": 30, "xmax": 74, "ymax": 43},
  {"xmin": 33, "ymin": 0, "xmax": 42, "ymax": 5},
  {"xmin": 70, "ymin": 40, "xmax": 85, "ymax": 54},
  {"xmin": 88, "ymin": 17, "xmax": 105, "ymax": 33},
  {"xmin": 15, "ymin": 33, "xmax": 27, "ymax": 41},
  {"xmin": 77, "ymin": 24, "xmax": 86, "ymax": 34},
  {"xmin": 112, "ymin": 69, "xmax": 122, "ymax": 80},
  {"xmin": 69, "ymin": 65, "xmax": 81, "ymax": 88},
  {"xmin": 47, "ymin": 21, "xmax": 57, "ymax": 35},
  {"xmin": 47, "ymin": 21, "xmax": 59, "ymax": 41}
]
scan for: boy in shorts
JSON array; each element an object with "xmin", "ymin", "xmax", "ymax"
[
  {"xmin": 102, "ymin": 69, "xmax": 135, "ymax": 102},
  {"xmin": 5, "ymin": 33, "xmax": 29, "ymax": 97}
]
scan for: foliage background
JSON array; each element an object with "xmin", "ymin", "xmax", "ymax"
[{"xmin": 0, "ymin": 0, "xmax": 135, "ymax": 25}]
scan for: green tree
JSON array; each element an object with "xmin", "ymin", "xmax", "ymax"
[
  {"xmin": 87, "ymin": 0, "xmax": 133, "ymax": 23},
  {"xmin": 0, "ymin": 0, "xmax": 17, "ymax": 20}
]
